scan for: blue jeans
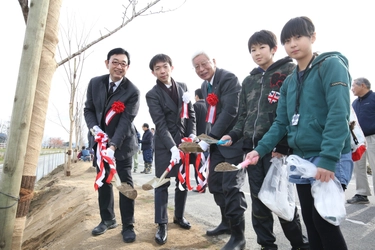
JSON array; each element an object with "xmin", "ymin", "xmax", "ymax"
[{"xmin": 289, "ymin": 152, "xmax": 353, "ymax": 188}]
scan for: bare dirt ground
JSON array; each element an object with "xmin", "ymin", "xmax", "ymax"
[{"xmin": 21, "ymin": 161, "xmax": 225, "ymax": 250}]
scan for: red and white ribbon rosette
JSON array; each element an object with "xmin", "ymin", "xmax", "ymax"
[
  {"xmin": 180, "ymin": 92, "xmax": 190, "ymax": 119},
  {"xmin": 105, "ymin": 101, "xmax": 125, "ymax": 125},
  {"xmin": 206, "ymin": 93, "xmax": 219, "ymax": 124},
  {"xmin": 94, "ymin": 131, "xmax": 117, "ymax": 190}
]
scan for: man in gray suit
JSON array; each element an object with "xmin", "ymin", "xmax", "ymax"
[
  {"xmin": 146, "ymin": 54, "xmax": 196, "ymax": 245},
  {"xmin": 192, "ymin": 51, "xmax": 247, "ymax": 250},
  {"xmin": 84, "ymin": 48, "xmax": 140, "ymax": 243}
]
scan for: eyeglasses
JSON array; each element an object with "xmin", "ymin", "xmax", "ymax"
[
  {"xmin": 194, "ymin": 60, "xmax": 211, "ymax": 70},
  {"xmin": 111, "ymin": 60, "xmax": 128, "ymax": 68}
]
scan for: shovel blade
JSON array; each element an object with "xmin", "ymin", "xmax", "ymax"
[
  {"xmin": 116, "ymin": 183, "xmax": 138, "ymax": 200},
  {"xmin": 142, "ymin": 177, "xmax": 171, "ymax": 190},
  {"xmin": 214, "ymin": 162, "xmax": 241, "ymax": 172}
]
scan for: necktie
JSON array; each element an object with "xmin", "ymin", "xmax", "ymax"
[
  {"xmin": 108, "ymin": 82, "xmax": 115, "ymax": 96},
  {"xmin": 207, "ymin": 82, "xmax": 212, "ymax": 94}
]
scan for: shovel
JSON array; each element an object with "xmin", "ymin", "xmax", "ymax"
[
  {"xmin": 214, "ymin": 159, "xmax": 253, "ymax": 172},
  {"xmin": 90, "ymin": 128, "xmax": 137, "ymax": 200},
  {"xmin": 142, "ymin": 162, "xmax": 176, "ymax": 190},
  {"xmin": 196, "ymin": 134, "xmax": 229, "ymax": 145}
]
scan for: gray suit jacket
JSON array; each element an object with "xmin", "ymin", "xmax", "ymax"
[
  {"xmin": 146, "ymin": 80, "xmax": 196, "ymax": 177},
  {"xmin": 84, "ymin": 74, "xmax": 140, "ymax": 160},
  {"xmin": 201, "ymin": 67, "xmax": 243, "ymax": 158}
]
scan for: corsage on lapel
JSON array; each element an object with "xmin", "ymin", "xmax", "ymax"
[
  {"xmin": 105, "ymin": 101, "xmax": 125, "ymax": 125},
  {"xmin": 268, "ymin": 91, "xmax": 280, "ymax": 104},
  {"xmin": 180, "ymin": 91, "xmax": 190, "ymax": 119},
  {"xmin": 206, "ymin": 93, "xmax": 219, "ymax": 124}
]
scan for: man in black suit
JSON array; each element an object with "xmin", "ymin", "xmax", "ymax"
[
  {"xmin": 146, "ymin": 54, "xmax": 196, "ymax": 245},
  {"xmin": 192, "ymin": 51, "xmax": 247, "ymax": 250},
  {"xmin": 84, "ymin": 48, "xmax": 140, "ymax": 243}
]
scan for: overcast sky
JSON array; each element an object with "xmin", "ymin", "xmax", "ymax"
[{"xmin": 1, "ymin": 0, "xmax": 374, "ymax": 142}]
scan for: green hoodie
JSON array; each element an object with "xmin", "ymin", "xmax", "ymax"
[{"xmin": 255, "ymin": 52, "xmax": 352, "ymax": 172}]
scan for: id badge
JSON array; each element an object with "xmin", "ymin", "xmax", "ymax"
[{"xmin": 291, "ymin": 114, "xmax": 300, "ymax": 126}]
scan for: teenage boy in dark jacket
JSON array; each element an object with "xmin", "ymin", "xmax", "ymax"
[{"xmin": 221, "ymin": 30, "xmax": 309, "ymax": 250}]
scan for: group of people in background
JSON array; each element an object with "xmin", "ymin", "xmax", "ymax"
[{"xmin": 83, "ymin": 15, "xmax": 374, "ymax": 250}]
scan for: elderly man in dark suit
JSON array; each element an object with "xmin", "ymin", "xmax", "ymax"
[
  {"xmin": 146, "ymin": 54, "xmax": 196, "ymax": 245},
  {"xmin": 84, "ymin": 48, "xmax": 140, "ymax": 244},
  {"xmin": 192, "ymin": 51, "xmax": 247, "ymax": 250}
]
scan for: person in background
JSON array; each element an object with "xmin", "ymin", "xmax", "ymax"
[
  {"xmin": 84, "ymin": 47, "xmax": 140, "ymax": 243},
  {"xmin": 132, "ymin": 128, "xmax": 141, "ymax": 173},
  {"xmin": 245, "ymin": 16, "xmax": 352, "ymax": 250},
  {"xmin": 221, "ymin": 30, "xmax": 309, "ymax": 250},
  {"xmin": 192, "ymin": 51, "xmax": 246, "ymax": 250},
  {"xmin": 146, "ymin": 53, "xmax": 195, "ymax": 245},
  {"xmin": 347, "ymin": 77, "xmax": 375, "ymax": 204},
  {"xmin": 140, "ymin": 123, "xmax": 154, "ymax": 174},
  {"xmin": 191, "ymin": 88, "xmax": 209, "ymax": 193},
  {"xmin": 80, "ymin": 146, "xmax": 91, "ymax": 162}
]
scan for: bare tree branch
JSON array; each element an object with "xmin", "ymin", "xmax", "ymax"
[
  {"xmin": 17, "ymin": 0, "xmax": 29, "ymax": 24},
  {"xmin": 57, "ymin": 0, "xmax": 186, "ymax": 66}
]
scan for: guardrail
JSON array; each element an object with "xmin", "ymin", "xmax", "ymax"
[{"xmin": 0, "ymin": 152, "xmax": 66, "ymax": 183}]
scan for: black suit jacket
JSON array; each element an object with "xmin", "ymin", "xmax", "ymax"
[
  {"xmin": 201, "ymin": 68, "xmax": 243, "ymax": 158},
  {"xmin": 193, "ymin": 99, "xmax": 209, "ymax": 136},
  {"xmin": 84, "ymin": 74, "xmax": 140, "ymax": 160},
  {"xmin": 146, "ymin": 80, "xmax": 196, "ymax": 177}
]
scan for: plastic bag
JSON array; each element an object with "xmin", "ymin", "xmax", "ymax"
[
  {"xmin": 259, "ymin": 157, "xmax": 295, "ymax": 221},
  {"xmin": 286, "ymin": 155, "xmax": 346, "ymax": 226},
  {"xmin": 311, "ymin": 179, "xmax": 346, "ymax": 226},
  {"xmin": 349, "ymin": 107, "xmax": 366, "ymax": 161}
]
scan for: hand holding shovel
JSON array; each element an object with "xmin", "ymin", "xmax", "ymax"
[
  {"xmin": 214, "ymin": 158, "xmax": 255, "ymax": 172},
  {"xmin": 90, "ymin": 128, "xmax": 137, "ymax": 200}
]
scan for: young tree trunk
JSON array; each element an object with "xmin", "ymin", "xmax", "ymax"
[
  {"xmin": 11, "ymin": 1, "xmax": 62, "ymax": 249},
  {"xmin": 0, "ymin": 1, "xmax": 49, "ymax": 249}
]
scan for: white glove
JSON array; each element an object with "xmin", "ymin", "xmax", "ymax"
[
  {"xmin": 189, "ymin": 134, "xmax": 199, "ymax": 142},
  {"xmin": 170, "ymin": 146, "xmax": 181, "ymax": 163},
  {"xmin": 103, "ymin": 147, "xmax": 115, "ymax": 161},
  {"xmin": 198, "ymin": 140, "xmax": 210, "ymax": 151},
  {"xmin": 93, "ymin": 125, "xmax": 103, "ymax": 135}
]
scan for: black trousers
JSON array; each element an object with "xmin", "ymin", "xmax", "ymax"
[
  {"xmin": 97, "ymin": 157, "xmax": 134, "ymax": 227},
  {"xmin": 247, "ymin": 152, "xmax": 309, "ymax": 249},
  {"xmin": 154, "ymin": 178, "xmax": 188, "ymax": 224},
  {"xmin": 208, "ymin": 144, "xmax": 247, "ymax": 221},
  {"xmin": 297, "ymin": 184, "xmax": 347, "ymax": 250}
]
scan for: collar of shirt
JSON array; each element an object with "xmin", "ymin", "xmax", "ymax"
[{"xmin": 108, "ymin": 77, "xmax": 122, "ymax": 91}]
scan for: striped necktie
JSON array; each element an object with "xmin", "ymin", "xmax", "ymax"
[{"xmin": 108, "ymin": 82, "xmax": 115, "ymax": 96}]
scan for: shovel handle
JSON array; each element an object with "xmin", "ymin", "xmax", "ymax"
[
  {"xmin": 114, "ymin": 173, "xmax": 122, "ymax": 187},
  {"xmin": 238, "ymin": 159, "xmax": 251, "ymax": 168}
]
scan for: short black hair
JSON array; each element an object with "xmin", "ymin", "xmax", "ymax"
[
  {"xmin": 248, "ymin": 30, "xmax": 277, "ymax": 53},
  {"xmin": 280, "ymin": 16, "xmax": 315, "ymax": 45},
  {"xmin": 107, "ymin": 48, "xmax": 130, "ymax": 65},
  {"xmin": 149, "ymin": 54, "xmax": 172, "ymax": 71},
  {"xmin": 195, "ymin": 88, "xmax": 203, "ymax": 99},
  {"xmin": 142, "ymin": 123, "xmax": 149, "ymax": 128}
]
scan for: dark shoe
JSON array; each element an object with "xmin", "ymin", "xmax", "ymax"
[
  {"xmin": 173, "ymin": 217, "xmax": 191, "ymax": 229},
  {"xmin": 347, "ymin": 194, "xmax": 370, "ymax": 204},
  {"xmin": 92, "ymin": 220, "xmax": 118, "ymax": 236},
  {"xmin": 140, "ymin": 168, "xmax": 146, "ymax": 173},
  {"xmin": 261, "ymin": 247, "xmax": 277, "ymax": 250},
  {"xmin": 221, "ymin": 217, "xmax": 246, "ymax": 250},
  {"xmin": 122, "ymin": 225, "xmax": 136, "ymax": 243},
  {"xmin": 155, "ymin": 223, "xmax": 168, "ymax": 245}
]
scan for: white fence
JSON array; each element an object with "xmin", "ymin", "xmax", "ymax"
[{"xmin": 0, "ymin": 152, "xmax": 65, "ymax": 183}]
